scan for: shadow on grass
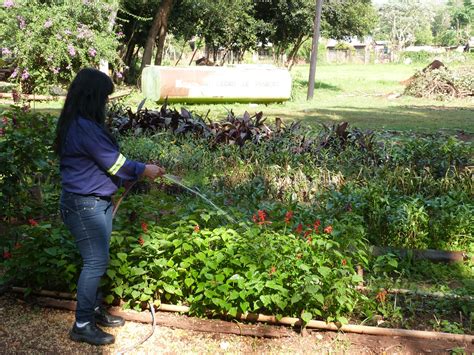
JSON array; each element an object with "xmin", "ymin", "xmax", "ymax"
[
  {"xmin": 294, "ymin": 79, "xmax": 342, "ymax": 92},
  {"xmin": 279, "ymin": 105, "xmax": 474, "ymax": 133}
]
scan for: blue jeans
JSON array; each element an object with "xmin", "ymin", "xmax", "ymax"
[{"xmin": 60, "ymin": 191, "xmax": 113, "ymax": 323}]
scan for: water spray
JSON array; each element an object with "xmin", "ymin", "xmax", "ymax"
[{"xmin": 112, "ymin": 174, "xmax": 237, "ymax": 224}]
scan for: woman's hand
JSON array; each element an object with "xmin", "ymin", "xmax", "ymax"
[{"xmin": 143, "ymin": 164, "xmax": 165, "ymax": 180}]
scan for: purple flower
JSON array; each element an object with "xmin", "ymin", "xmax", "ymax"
[
  {"xmin": 3, "ymin": 0, "xmax": 14, "ymax": 8},
  {"xmin": 88, "ymin": 48, "xmax": 96, "ymax": 57},
  {"xmin": 64, "ymin": 29, "xmax": 71, "ymax": 35},
  {"xmin": 21, "ymin": 69, "xmax": 29, "ymax": 80},
  {"xmin": 116, "ymin": 72, "xmax": 123, "ymax": 79},
  {"xmin": 44, "ymin": 19, "xmax": 53, "ymax": 28},
  {"xmin": 66, "ymin": 64, "xmax": 72, "ymax": 70},
  {"xmin": 2, "ymin": 47, "xmax": 11, "ymax": 56},
  {"xmin": 67, "ymin": 44, "xmax": 76, "ymax": 57},
  {"xmin": 10, "ymin": 67, "xmax": 18, "ymax": 78},
  {"xmin": 77, "ymin": 24, "xmax": 92, "ymax": 39},
  {"xmin": 17, "ymin": 16, "xmax": 26, "ymax": 30},
  {"xmin": 117, "ymin": 31, "xmax": 124, "ymax": 37},
  {"xmin": 52, "ymin": 67, "xmax": 60, "ymax": 74}
]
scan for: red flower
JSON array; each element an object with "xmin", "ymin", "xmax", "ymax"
[
  {"xmin": 306, "ymin": 236, "xmax": 313, "ymax": 244},
  {"xmin": 313, "ymin": 220, "xmax": 321, "ymax": 232},
  {"xmin": 28, "ymin": 219, "xmax": 38, "ymax": 227},
  {"xmin": 3, "ymin": 251, "xmax": 11, "ymax": 259},
  {"xmin": 284, "ymin": 211, "xmax": 294, "ymax": 224},
  {"xmin": 141, "ymin": 222, "xmax": 148, "ymax": 233},
  {"xmin": 295, "ymin": 223, "xmax": 303, "ymax": 234},
  {"xmin": 138, "ymin": 236, "xmax": 145, "ymax": 246},
  {"xmin": 342, "ymin": 259, "xmax": 347, "ymax": 266},
  {"xmin": 253, "ymin": 210, "xmax": 271, "ymax": 225},
  {"xmin": 269, "ymin": 266, "xmax": 277, "ymax": 275},
  {"xmin": 194, "ymin": 224, "xmax": 200, "ymax": 233},
  {"xmin": 376, "ymin": 289, "xmax": 388, "ymax": 303},
  {"xmin": 303, "ymin": 230, "xmax": 312, "ymax": 239},
  {"xmin": 324, "ymin": 225, "xmax": 333, "ymax": 234}
]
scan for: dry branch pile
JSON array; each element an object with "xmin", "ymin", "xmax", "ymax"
[{"xmin": 403, "ymin": 63, "xmax": 474, "ymax": 100}]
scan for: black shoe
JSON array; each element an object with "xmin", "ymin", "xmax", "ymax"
[
  {"xmin": 94, "ymin": 306, "xmax": 125, "ymax": 327},
  {"xmin": 69, "ymin": 323, "xmax": 115, "ymax": 345}
]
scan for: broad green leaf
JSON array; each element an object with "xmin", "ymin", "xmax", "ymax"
[
  {"xmin": 104, "ymin": 295, "xmax": 114, "ymax": 304},
  {"xmin": 184, "ymin": 278, "xmax": 194, "ymax": 287},
  {"xmin": 240, "ymin": 301, "xmax": 249, "ymax": 313},
  {"xmin": 163, "ymin": 284, "xmax": 176, "ymax": 294},
  {"xmin": 314, "ymin": 293, "xmax": 324, "ymax": 305},
  {"xmin": 291, "ymin": 293, "xmax": 302, "ymax": 304},
  {"xmin": 117, "ymin": 252, "xmax": 127, "ymax": 262},
  {"xmin": 301, "ymin": 312, "xmax": 313, "ymax": 323},
  {"xmin": 337, "ymin": 316, "xmax": 349, "ymax": 325},
  {"xmin": 318, "ymin": 266, "xmax": 331, "ymax": 278},
  {"xmin": 113, "ymin": 285, "xmax": 123, "ymax": 297}
]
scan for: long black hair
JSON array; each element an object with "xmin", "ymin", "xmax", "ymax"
[{"xmin": 53, "ymin": 68, "xmax": 115, "ymax": 155}]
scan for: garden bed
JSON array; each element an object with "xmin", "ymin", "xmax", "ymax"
[{"xmin": 1, "ymin": 104, "xmax": 472, "ymax": 339}]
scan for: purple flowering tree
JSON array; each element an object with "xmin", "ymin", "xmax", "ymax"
[{"xmin": 0, "ymin": 0, "xmax": 122, "ymax": 93}]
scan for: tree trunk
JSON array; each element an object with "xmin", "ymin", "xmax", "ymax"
[
  {"xmin": 212, "ymin": 45, "xmax": 218, "ymax": 63},
  {"xmin": 219, "ymin": 49, "xmax": 229, "ymax": 66},
  {"xmin": 174, "ymin": 41, "xmax": 187, "ymax": 66},
  {"xmin": 141, "ymin": 0, "xmax": 175, "ymax": 71},
  {"xmin": 154, "ymin": 12, "xmax": 171, "ymax": 65},
  {"xmin": 286, "ymin": 35, "xmax": 306, "ymax": 71},
  {"xmin": 123, "ymin": 21, "xmax": 138, "ymax": 65}
]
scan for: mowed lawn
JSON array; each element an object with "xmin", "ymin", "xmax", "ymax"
[{"xmin": 2, "ymin": 63, "xmax": 473, "ymax": 133}]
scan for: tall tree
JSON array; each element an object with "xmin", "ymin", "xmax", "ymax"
[
  {"xmin": 141, "ymin": 0, "xmax": 175, "ymax": 71},
  {"xmin": 254, "ymin": 0, "xmax": 376, "ymax": 68},
  {"xmin": 375, "ymin": 0, "xmax": 435, "ymax": 48}
]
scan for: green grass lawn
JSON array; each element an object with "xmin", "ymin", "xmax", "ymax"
[{"xmin": 2, "ymin": 63, "xmax": 473, "ymax": 133}]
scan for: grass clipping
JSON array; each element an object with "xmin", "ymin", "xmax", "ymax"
[{"xmin": 404, "ymin": 65, "xmax": 474, "ymax": 100}]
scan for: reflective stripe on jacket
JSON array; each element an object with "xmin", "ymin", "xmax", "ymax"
[{"xmin": 60, "ymin": 116, "xmax": 145, "ymax": 196}]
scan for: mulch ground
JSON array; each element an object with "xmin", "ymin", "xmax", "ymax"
[{"xmin": 0, "ymin": 294, "xmax": 472, "ymax": 354}]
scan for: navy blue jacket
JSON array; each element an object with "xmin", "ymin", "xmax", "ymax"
[{"xmin": 60, "ymin": 116, "xmax": 145, "ymax": 196}]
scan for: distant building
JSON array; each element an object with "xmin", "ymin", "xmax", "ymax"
[{"xmin": 326, "ymin": 39, "xmax": 369, "ymax": 64}]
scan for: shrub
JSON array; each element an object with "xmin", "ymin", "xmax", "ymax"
[
  {"xmin": 0, "ymin": 0, "xmax": 122, "ymax": 93},
  {"xmin": 0, "ymin": 106, "xmax": 58, "ymax": 224}
]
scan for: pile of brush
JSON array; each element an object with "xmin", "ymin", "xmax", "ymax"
[{"xmin": 403, "ymin": 60, "xmax": 473, "ymax": 100}]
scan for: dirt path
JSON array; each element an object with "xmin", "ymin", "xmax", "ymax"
[{"xmin": 0, "ymin": 294, "xmax": 472, "ymax": 354}]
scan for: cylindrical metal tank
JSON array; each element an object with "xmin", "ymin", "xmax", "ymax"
[{"xmin": 141, "ymin": 65, "xmax": 292, "ymax": 103}]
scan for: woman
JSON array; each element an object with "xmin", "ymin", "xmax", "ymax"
[{"xmin": 54, "ymin": 68, "xmax": 164, "ymax": 346}]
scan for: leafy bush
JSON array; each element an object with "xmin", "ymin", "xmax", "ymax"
[
  {"xmin": 0, "ymin": 106, "xmax": 58, "ymax": 224},
  {"xmin": 1, "ymin": 220, "xmax": 79, "ymax": 293},
  {"xmin": 0, "ymin": 0, "xmax": 122, "ymax": 93},
  {"xmin": 400, "ymin": 51, "xmax": 433, "ymax": 64}
]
